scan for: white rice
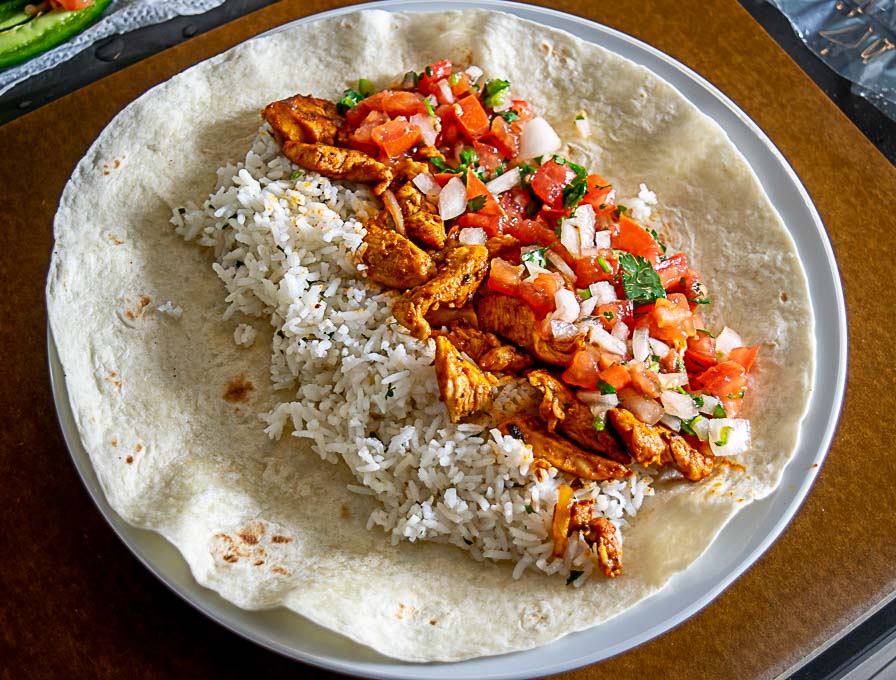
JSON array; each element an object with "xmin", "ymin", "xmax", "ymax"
[{"xmin": 172, "ymin": 124, "xmax": 654, "ymax": 583}]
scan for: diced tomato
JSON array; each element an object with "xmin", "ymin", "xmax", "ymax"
[
  {"xmin": 465, "ymin": 169, "xmax": 503, "ymax": 216},
  {"xmin": 371, "ymin": 118, "xmax": 421, "ymax": 158},
  {"xmin": 679, "ymin": 270, "xmax": 706, "ymax": 302},
  {"xmin": 519, "ymin": 272, "xmax": 564, "ymax": 317},
  {"xmin": 431, "ymin": 172, "xmax": 458, "ymax": 187},
  {"xmin": 628, "ymin": 362, "xmax": 662, "ymax": 399},
  {"xmin": 728, "ymin": 346, "xmax": 759, "ymax": 373},
  {"xmin": 499, "ymin": 189, "xmax": 530, "ymax": 222},
  {"xmin": 487, "ymin": 258, "xmax": 525, "ymax": 296},
  {"xmin": 349, "ymin": 110, "xmax": 390, "ymax": 153},
  {"xmin": 473, "ymin": 142, "xmax": 503, "ymax": 173},
  {"xmin": 563, "ymin": 347, "xmax": 603, "ymax": 390},
  {"xmin": 507, "ymin": 217, "xmax": 556, "ymax": 246},
  {"xmin": 596, "ymin": 362, "xmax": 632, "ymax": 392},
  {"xmin": 595, "ymin": 300, "xmax": 633, "ymax": 330},
  {"xmin": 652, "ymin": 293, "xmax": 691, "ymax": 328},
  {"xmin": 580, "ymin": 174, "xmax": 616, "ymax": 213},
  {"xmin": 486, "ymin": 116, "xmax": 520, "ymax": 159},
  {"xmin": 457, "ymin": 212, "xmax": 503, "ymax": 236},
  {"xmin": 530, "ymin": 159, "xmax": 576, "ymax": 209},
  {"xmin": 612, "ymin": 215, "xmax": 663, "ymax": 264},
  {"xmin": 655, "ymin": 253, "xmax": 689, "ymax": 290},
  {"xmin": 510, "ymin": 100, "xmax": 534, "ymax": 122},
  {"xmin": 449, "ymin": 72, "xmax": 474, "ymax": 98},
  {"xmin": 450, "ymin": 95, "xmax": 490, "ymax": 140},
  {"xmin": 684, "ymin": 332, "xmax": 717, "ymax": 374},
  {"xmin": 346, "ymin": 90, "xmax": 427, "ymax": 125},
  {"xmin": 598, "ymin": 352, "xmax": 624, "ymax": 370},
  {"xmin": 697, "ymin": 361, "xmax": 748, "ymax": 417},
  {"xmin": 417, "ymin": 60, "xmax": 452, "ymax": 96},
  {"xmin": 436, "ymin": 118, "xmax": 462, "ymax": 148},
  {"xmin": 575, "ymin": 250, "xmax": 619, "ymax": 287},
  {"xmin": 538, "ymin": 206, "xmax": 570, "ymax": 227},
  {"xmin": 51, "ymin": 0, "xmax": 93, "ymax": 8}
]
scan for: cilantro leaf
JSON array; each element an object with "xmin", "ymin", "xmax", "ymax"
[
  {"xmin": 482, "ymin": 78, "xmax": 510, "ymax": 109},
  {"xmin": 521, "ymin": 245, "xmax": 550, "ymax": 268},
  {"xmin": 336, "ymin": 88, "xmax": 364, "ymax": 115},
  {"xmin": 290, "ymin": 170, "xmax": 303, "ymax": 181},
  {"xmin": 517, "ymin": 162, "xmax": 537, "ymax": 187},
  {"xmin": 598, "ymin": 379, "xmax": 616, "ymax": 395},
  {"xmin": 618, "ymin": 252, "xmax": 667, "ymax": 306},
  {"xmin": 648, "ymin": 228, "xmax": 667, "ymax": 253},
  {"xmin": 459, "ymin": 147, "xmax": 479, "ymax": 168},
  {"xmin": 613, "ymin": 204, "xmax": 629, "ymax": 220},
  {"xmin": 498, "ymin": 110, "xmax": 520, "ymax": 123},
  {"xmin": 466, "ymin": 195, "xmax": 487, "ymax": 213},
  {"xmin": 524, "ymin": 504, "xmax": 535, "ymax": 515},
  {"xmin": 429, "ymin": 156, "xmax": 463, "ymax": 174},
  {"xmin": 562, "ymin": 175, "xmax": 588, "ymax": 210},
  {"xmin": 713, "ymin": 403, "xmax": 727, "ymax": 418}
]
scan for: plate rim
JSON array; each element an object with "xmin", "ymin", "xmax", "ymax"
[{"xmin": 48, "ymin": 1, "xmax": 848, "ymax": 677}]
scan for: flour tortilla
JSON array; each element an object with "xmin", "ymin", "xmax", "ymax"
[{"xmin": 46, "ymin": 9, "xmax": 813, "ymax": 661}]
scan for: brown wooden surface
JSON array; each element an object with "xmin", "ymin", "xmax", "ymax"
[{"xmin": 2, "ymin": 0, "xmax": 894, "ymax": 678}]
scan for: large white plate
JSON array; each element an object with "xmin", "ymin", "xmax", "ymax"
[{"xmin": 48, "ymin": 1, "xmax": 848, "ymax": 677}]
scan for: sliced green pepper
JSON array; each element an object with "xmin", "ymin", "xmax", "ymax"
[
  {"xmin": 0, "ymin": 1, "xmax": 32, "ymax": 32},
  {"xmin": 0, "ymin": 0, "xmax": 113, "ymax": 71}
]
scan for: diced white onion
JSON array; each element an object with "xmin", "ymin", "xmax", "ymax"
[
  {"xmin": 693, "ymin": 416, "xmax": 711, "ymax": 441},
  {"xmin": 486, "ymin": 168, "xmax": 521, "ymax": 195},
  {"xmin": 611, "ymin": 320, "xmax": 629, "ymax": 342},
  {"xmin": 593, "ymin": 230, "xmax": 611, "ymax": 250},
  {"xmin": 551, "ymin": 289, "xmax": 579, "ymax": 323},
  {"xmin": 465, "ymin": 65, "xmax": 483, "ymax": 81},
  {"xmin": 632, "ymin": 326, "xmax": 650, "ymax": 362},
  {"xmin": 648, "ymin": 337, "xmax": 671, "ymax": 358},
  {"xmin": 638, "ymin": 183, "xmax": 658, "ymax": 205},
  {"xmin": 660, "ymin": 414, "xmax": 681, "ymax": 432},
  {"xmin": 620, "ymin": 392, "xmax": 664, "ymax": 425},
  {"xmin": 412, "ymin": 172, "xmax": 442, "ymax": 200},
  {"xmin": 459, "ymin": 227, "xmax": 487, "ymax": 245},
  {"xmin": 698, "ymin": 394, "xmax": 722, "ymax": 415},
  {"xmin": 438, "ymin": 176, "xmax": 466, "ymax": 220},
  {"xmin": 574, "ymin": 204, "xmax": 596, "ymax": 248},
  {"xmin": 436, "ymin": 79, "xmax": 455, "ymax": 103},
  {"xmin": 575, "ymin": 115, "xmax": 591, "ymax": 138},
  {"xmin": 708, "ymin": 418, "xmax": 752, "ymax": 456},
  {"xmin": 588, "ymin": 325, "xmax": 627, "ymax": 356},
  {"xmin": 715, "ymin": 326, "xmax": 744, "ymax": 357},
  {"xmin": 658, "ymin": 372, "xmax": 689, "ymax": 388},
  {"xmin": 550, "ymin": 319, "xmax": 580, "ymax": 340},
  {"xmin": 579, "ymin": 296, "xmax": 598, "ymax": 318},
  {"xmin": 410, "ymin": 113, "xmax": 438, "ymax": 147},
  {"xmin": 660, "ymin": 390, "xmax": 698, "ymax": 420},
  {"xmin": 545, "ymin": 250, "xmax": 576, "ymax": 284},
  {"xmin": 518, "ymin": 116, "xmax": 562, "ymax": 159},
  {"xmin": 589, "ymin": 281, "xmax": 616, "ymax": 305},
  {"xmin": 560, "ymin": 221, "xmax": 581, "ymax": 258},
  {"xmin": 382, "ymin": 189, "xmax": 404, "ymax": 235},
  {"xmin": 578, "ymin": 391, "xmax": 619, "ymax": 407}
]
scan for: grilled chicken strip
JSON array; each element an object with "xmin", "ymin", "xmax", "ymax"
[
  {"xmin": 439, "ymin": 325, "xmax": 533, "ymax": 373},
  {"xmin": 569, "ymin": 503, "xmax": 622, "ymax": 578},
  {"xmin": 360, "ymin": 219, "xmax": 436, "ymax": 289},
  {"xmin": 281, "ymin": 141, "xmax": 393, "ymax": 194},
  {"xmin": 393, "ymin": 245, "xmax": 490, "ymax": 340},
  {"xmin": 434, "ymin": 336, "xmax": 497, "ymax": 423},
  {"xmin": 394, "ymin": 181, "xmax": 446, "ymax": 249},
  {"xmin": 607, "ymin": 408, "xmax": 713, "ymax": 481},
  {"xmin": 527, "ymin": 370, "xmax": 629, "ymax": 464},
  {"xmin": 499, "ymin": 415, "xmax": 631, "ymax": 481},
  {"xmin": 476, "ymin": 293, "xmax": 583, "ymax": 366},
  {"xmin": 262, "ymin": 94, "xmax": 346, "ymax": 146},
  {"xmin": 425, "ymin": 306, "xmax": 479, "ymax": 330}
]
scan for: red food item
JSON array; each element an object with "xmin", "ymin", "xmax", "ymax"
[
  {"xmin": 417, "ymin": 59, "xmax": 452, "ymax": 95},
  {"xmin": 510, "ymin": 99, "xmax": 534, "ymax": 122},
  {"xmin": 649, "ymin": 294, "xmax": 695, "ymax": 345},
  {"xmin": 596, "ymin": 362, "xmax": 632, "ymax": 392},
  {"xmin": 628, "ymin": 362, "xmax": 662, "ymax": 399},
  {"xmin": 563, "ymin": 347, "xmax": 602, "ymax": 390},
  {"xmin": 371, "ymin": 118, "xmax": 422, "ymax": 158},
  {"xmin": 519, "ymin": 272, "xmax": 564, "ymax": 317},
  {"xmin": 345, "ymin": 90, "xmax": 427, "ymax": 125},
  {"xmin": 465, "ymin": 169, "xmax": 503, "ymax": 216},
  {"xmin": 473, "ymin": 142, "xmax": 503, "ymax": 172},
  {"xmin": 580, "ymin": 174, "xmax": 616, "ymax": 213},
  {"xmin": 595, "ymin": 300, "xmax": 633, "ymax": 331},
  {"xmin": 684, "ymin": 333, "xmax": 717, "ymax": 374},
  {"xmin": 507, "ymin": 217, "xmax": 556, "ymax": 247},
  {"xmin": 575, "ymin": 250, "xmax": 619, "ymax": 287},
  {"xmin": 487, "ymin": 258, "xmax": 525, "ymax": 296},
  {"xmin": 451, "ymin": 95, "xmax": 490, "ymax": 140},
  {"xmin": 348, "ymin": 110, "xmax": 390, "ymax": 153},
  {"xmin": 697, "ymin": 361, "xmax": 748, "ymax": 417},
  {"xmin": 486, "ymin": 116, "xmax": 520, "ymax": 159},
  {"xmin": 612, "ymin": 215, "xmax": 663, "ymax": 264},
  {"xmin": 655, "ymin": 252, "xmax": 690, "ymax": 290},
  {"xmin": 51, "ymin": 0, "xmax": 94, "ymax": 8},
  {"xmin": 728, "ymin": 346, "xmax": 759, "ymax": 373},
  {"xmin": 530, "ymin": 159, "xmax": 576, "ymax": 209},
  {"xmin": 450, "ymin": 72, "xmax": 474, "ymax": 98},
  {"xmin": 456, "ymin": 212, "xmax": 503, "ymax": 236}
]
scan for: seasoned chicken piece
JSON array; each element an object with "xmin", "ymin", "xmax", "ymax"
[
  {"xmin": 392, "ymin": 245, "xmax": 490, "ymax": 340},
  {"xmin": 527, "ymin": 370, "xmax": 629, "ymax": 464},
  {"xmin": 394, "ymin": 157, "xmax": 430, "ymax": 181},
  {"xmin": 477, "ymin": 294, "xmax": 583, "ymax": 366},
  {"xmin": 282, "ymin": 141, "xmax": 393, "ymax": 194},
  {"xmin": 665, "ymin": 434, "xmax": 714, "ymax": 481},
  {"xmin": 485, "ymin": 234, "xmax": 521, "ymax": 258},
  {"xmin": 425, "ymin": 306, "xmax": 479, "ymax": 330},
  {"xmin": 360, "ymin": 219, "xmax": 436, "ymax": 289},
  {"xmin": 438, "ymin": 325, "xmax": 533, "ymax": 373},
  {"xmin": 569, "ymin": 504, "xmax": 622, "ymax": 578},
  {"xmin": 394, "ymin": 181, "xmax": 445, "ymax": 249},
  {"xmin": 262, "ymin": 94, "xmax": 345, "ymax": 145},
  {"xmin": 434, "ymin": 336, "xmax": 497, "ymax": 423},
  {"xmin": 607, "ymin": 408, "xmax": 713, "ymax": 480},
  {"xmin": 499, "ymin": 416, "xmax": 631, "ymax": 481}
]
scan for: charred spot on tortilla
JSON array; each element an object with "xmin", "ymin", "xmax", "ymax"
[{"xmin": 223, "ymin": 375, "xmax": 254, "ymax": 403}]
